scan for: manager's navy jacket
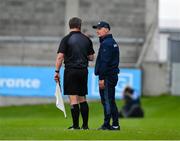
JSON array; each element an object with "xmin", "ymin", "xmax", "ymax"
[{"xmin": 95, "ymin": 34, "xmax": 119, "ymax": 80}]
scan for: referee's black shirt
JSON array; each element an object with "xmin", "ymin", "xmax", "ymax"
[{"xmin": 57, "ymin": 31, "xmax": 94, "ymax": 69}]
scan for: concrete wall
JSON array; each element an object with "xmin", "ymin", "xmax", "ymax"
[
  {"xmin": 143, "ymin": 0, "xmax": 159, "ymax": 62},
  {"xmin": 142, "ymin": 62, "xmax": 168, "ymax": 95},
  {"xmin": 0, "ymin": 0, "xmax": 147, "ymax": 67},
  {"xmin": 0, "ymin": 41, "xmax": 58, "ymax": 66},
  {"xmin": 79, "ymin": 0, "xmax": 146, "ymax": 38},
  {"xmin": 0, "ymin": 96, "xmax": 55, "ymax": 106},
  {"xmin": 0, "ymin": 0, "xmax": 146, "ymax": 38},
  {"xmin": 0, "ymin": 0, "xmax": 65, "ymax": 36}
]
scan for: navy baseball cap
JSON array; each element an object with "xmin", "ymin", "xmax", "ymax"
[{"xmin": 92, "ymin": 21, "xmax": 110, "ymax": 30}]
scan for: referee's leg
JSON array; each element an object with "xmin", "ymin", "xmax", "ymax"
[
  {"xmin": 68, "ymin": 95, "xmax": 80, "ymax": 129},
  {"xmin": 78, "ymin": 96, "xmax": 89, "ymax": 129}
]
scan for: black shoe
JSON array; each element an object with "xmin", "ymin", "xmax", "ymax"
[
  {"xmin": 81, "ymin": 126, "xmax": 89, "ymax": 130},
  {"xmin": 67, "ymin": 126, "xmax": 80, "ymax": 130},
  {"xmin": 110, "ymin": 125, "xmax": 120, "ymax": 131},
  {"xmin": 98, "ymin": 125, "xmax": 111, "ymax": 130}
]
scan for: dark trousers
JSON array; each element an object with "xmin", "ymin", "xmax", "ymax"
[{"xmin": 99, "ymin": 74, "xmax": 119, "ymax": 127}]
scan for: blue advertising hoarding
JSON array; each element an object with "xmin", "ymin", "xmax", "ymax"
[
  {"xmin": 87, "ymin": 68, "xmax": 141, "ymax": 99},
  {"xmin": 0, "ymin": 66, "xmax": 141, "ymax": 99}
]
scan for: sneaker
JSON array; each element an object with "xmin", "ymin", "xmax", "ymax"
[
  {"xmin": 98, "ymin": 125, "xmax": 111, "ymax": 130},
  {"xmin": 110, "ymin": 125, "xmax": 120, "ymax": 131},
  {"xmin": 67, "ymin": 126, "xmax": 80, "ymax": 130},
  {"xmin": 81, "ymin": 126, "xmax": 89, "ymax": 130}
]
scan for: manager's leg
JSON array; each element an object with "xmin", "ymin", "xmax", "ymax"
[
  {"xmin": 98, "ymin": 87, "xmax": 111, "ymax": 130},
  {"xmin": 108, "ymin": 85, "xmax": 119, "ymax": 129}
]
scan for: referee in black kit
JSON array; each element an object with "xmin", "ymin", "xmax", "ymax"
[{"xmin": 54, "ymin": 17, "xmax": 95, "ymax": 130}]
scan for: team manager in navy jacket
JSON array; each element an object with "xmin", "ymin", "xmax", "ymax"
[{"xmin": 93, "ymin": 21, "xmax": 120, "ymax": 130}]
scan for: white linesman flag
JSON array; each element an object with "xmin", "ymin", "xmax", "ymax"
[{"xmin": 55, "ymin": 83, "xmax": 67, "ymax": 118}]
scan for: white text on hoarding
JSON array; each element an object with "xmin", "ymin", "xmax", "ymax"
[{"xmin": 0, "ymin": 78, "xmax": 40, "ymax": 89}]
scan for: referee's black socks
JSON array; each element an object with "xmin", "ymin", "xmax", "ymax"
[
  {"xmin": 80, "ymin": 101, "xmax": 89, "ymax": 128},
  {"xmin": 70, "ymin": 104, "xmax": 80, "ymax": 128}
]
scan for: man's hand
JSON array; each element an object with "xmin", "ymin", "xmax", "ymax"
[
  {"xmin": 54, "ymin": 73, "xmax": 60, "ymax": 83},
  {"xmin": 88, "ymin": 54, "xmax": 94, "ymax": 61},
  {"xmin": 99, "ymin": 80, "xmax": 105, "ymax": 90}
]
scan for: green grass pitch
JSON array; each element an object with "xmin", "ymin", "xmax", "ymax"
[{"xmin": 0, "ymin": 95, "xmax": 180, "ymax": 140}]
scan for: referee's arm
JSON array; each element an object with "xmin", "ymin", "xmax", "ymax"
[{"xmin": 54, "ymin": 53, "xmax": 64, "ymax": 82}]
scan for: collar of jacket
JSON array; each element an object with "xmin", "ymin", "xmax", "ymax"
[
  {"xmin": 99, "ymin": 34, "xmax": 113, "ymax": 43},
  {"xmin": 70, "ymin": 31, "xmax": 81, "ymax": 34}
]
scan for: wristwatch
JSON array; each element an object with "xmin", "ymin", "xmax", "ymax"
[{"xmin": 55, "ymin": 70, "xmax": 59, "ymax": 73}]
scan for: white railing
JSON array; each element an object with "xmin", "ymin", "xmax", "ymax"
[{"xmin": 0, "ymin": 36, "xmax": 144, "ymax": 44}]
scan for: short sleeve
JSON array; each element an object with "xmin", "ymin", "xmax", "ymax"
[{"xmin": 57, "ymin": 37, "xmax": 67, "ymax": 54}]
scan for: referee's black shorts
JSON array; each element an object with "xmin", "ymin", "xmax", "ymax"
[{"xmin": 63, "ymin": 68, "xmax": 88, "ymax": 96}]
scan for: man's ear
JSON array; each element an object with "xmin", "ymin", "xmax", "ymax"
[{"xmin": 105, "ymin": 28, "xmax": 109, "ymax": 33}]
